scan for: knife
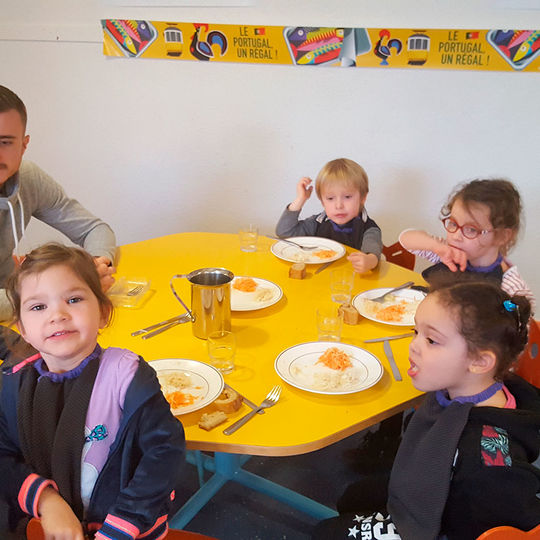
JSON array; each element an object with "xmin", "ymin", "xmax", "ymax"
[
  {"xmin": 364, "ymin": 332, "xmax": 415, "ymax": 343},
  {"xmin": 383, "ymin": 340, "xmax": 403, "ymax": 381},
  {"xmin": 314, "ymin": 260, "xmax": 335, "ymax": 274},
  {"xmin": 224, "ymin": 383, "xmax": 264, "ymax": 414}
]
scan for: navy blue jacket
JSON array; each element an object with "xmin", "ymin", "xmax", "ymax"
[{"xmin": 0, "ymin": 353, "xmax": 185, "ymax": 539}]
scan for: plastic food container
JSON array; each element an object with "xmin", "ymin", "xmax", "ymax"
[{"xmin": 107, "ymin": 277, "xmax": 151, "ymax": 308}]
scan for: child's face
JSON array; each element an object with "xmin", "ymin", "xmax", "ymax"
[
  {"xmin": 445, "ymin": 198, "xmax": 504, "ymax": 266},
  {"xmin": 0, "ymin": 109, "xmax": 29, "ymax": 187},
  {"xmin": 409, "ymin": 294, "xmax": 477, "ymax": 399},
  {"xmin": 320, "ymin": 183, "xmax": 365, "ymax": 225},
  {"xmin": 17, "ymin": 264, "xmax": 106, "ymax": 373}
]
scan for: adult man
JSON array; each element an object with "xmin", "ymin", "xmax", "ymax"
[{"xmin": 0, "ymin": 85, "xmax": 116, "ymax": 322}]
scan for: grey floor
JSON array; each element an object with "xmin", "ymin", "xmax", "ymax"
[{"xmin": 172, "ymin": 429, "xmax": 370, "ymax": 540}]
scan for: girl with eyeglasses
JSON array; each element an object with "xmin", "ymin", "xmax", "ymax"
[{"xmin": 399, "ymin": 178, "xmax": 534, "ymax": 307}]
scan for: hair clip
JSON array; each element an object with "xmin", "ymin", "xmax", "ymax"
[
  {"xmin": 503, "ymin": 300, "xmax": 517, "ymax": 312},
  {"xmin": 503, "ymin": 299, "xmax": 522, "ymax": 331}
]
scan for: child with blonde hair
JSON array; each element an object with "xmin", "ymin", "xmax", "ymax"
[
  {"xmin": 276, "ymin": 158, "xmax": 382, "ymax": 273},
  {"xmin": 0, "ymin": 243, "xmax": 185, "ymax": 539}
]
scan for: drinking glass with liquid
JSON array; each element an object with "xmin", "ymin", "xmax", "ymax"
[
  {"xmin": 239, "ymin": 225, "xmax": 258, "ymax": 252},
  {"xmin": 207, "ymin": 330, "xmax": 236, "ymax": 374}
]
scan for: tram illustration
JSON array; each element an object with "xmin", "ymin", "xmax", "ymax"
[
  {"xmin": 164, "ymin": 25, "xmax": 183, "ymax": 57},
  {"xmin": 407, "ymin": 33, "xmax": 430, "ymax": 65}
]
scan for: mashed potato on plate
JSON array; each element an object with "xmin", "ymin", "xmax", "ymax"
[{"xmin": 361, "ymin": 294, "xmax": 420, "ymax": 323}]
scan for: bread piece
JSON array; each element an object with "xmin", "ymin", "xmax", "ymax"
[
  {"xmin": 214, "ymin": 388, "xmax": 243, "ymax": 413},
  {"xmin": 338, "ymin": 303, "xmax": 360, "ymax": 325},
  {"xmin": 198, "ymin": 411, "xmax": 228, "ymax": 431},
  {"xmin": 289, "ymin": 262, "xmax": 306, "ymax": 279}
]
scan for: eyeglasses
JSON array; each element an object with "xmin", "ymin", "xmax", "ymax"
[{"xmin": 441, "ymin": 217, "xmax": 493, "ymax": 240}]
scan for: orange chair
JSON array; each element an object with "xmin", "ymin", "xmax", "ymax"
[
  {"xmin": 27, "ymin": 518, "xmax": 218, "ymax": 540},
  {"xmin": 515, "ymin": 319, "xmax": 540, "ymax": 388},
  {"xmin": 382, "ymin": 242, "xmax": 415, "ymax": 271},
  {"xmin": 476, "ymin": 523, "xmax": 540, "ymax": 539}
]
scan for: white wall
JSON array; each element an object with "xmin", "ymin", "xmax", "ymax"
[{"xmin": 1, "ymin": 0, "xmax": 540, "ymax": 295}]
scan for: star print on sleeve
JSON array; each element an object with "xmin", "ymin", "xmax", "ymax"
[{"xmin": 344, "ymin": 512, "xmax": 401, "ymax": 539}]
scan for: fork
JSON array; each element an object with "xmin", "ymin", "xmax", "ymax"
[
  {"xmin": 127, "ymin": 284, "xmax": 144, "ymax": 296},
  {"xmin": 267, "ymin": 236, "xmax": 319, "ymax": 251},
  {"xmin": 223, "ymin": 385, "xmax": 281, "ymax": 435},
  {"xmin": 370, "ymin": 281, "xmax": 414, "ymax": 303},
  {"xmin": 278, "ymin": 238, "xmax": 319, "ymax": 251}
]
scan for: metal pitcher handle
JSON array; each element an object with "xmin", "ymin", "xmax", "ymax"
[{"xmin": 170, "ymin": 275, "xmax": 195, "ymax": 321}]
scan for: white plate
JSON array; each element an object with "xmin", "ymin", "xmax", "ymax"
[
  {"xmin": 271, "ymin": 236, "xmax": 346, "ymax": 264},
  {"xmin": 274, "ymin": 342, "xmax": 383, "ymax": 395},
  {"xmin": 231, "ymin": 276, "xmax": 283, "ymax": 311},
  {"xmin": 150, "ymin": 358, "xmax": 224, "ymax": 415},
  {"xmin": 353, "ymin": 288, "xmax": 426, "ymax": 327}
]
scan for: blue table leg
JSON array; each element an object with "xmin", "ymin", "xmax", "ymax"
[{"xmin": 172, "ymin": 451, "xmax": 338, "ymax": 528}]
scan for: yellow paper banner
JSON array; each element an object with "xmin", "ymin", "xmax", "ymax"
[{"xmin": 101, "ymin": 21, "xmax": 540, "ymax": 72}]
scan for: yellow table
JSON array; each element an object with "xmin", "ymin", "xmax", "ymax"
[{"xmin": 100, "ymin": 232, "xmax": 425, "ymax": 526}]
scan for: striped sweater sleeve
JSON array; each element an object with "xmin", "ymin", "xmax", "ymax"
[
  {"xmin": 95, "ymin": 513, "xmax": 168, "ymax": 540},
  {"xmin": 502, "ymin": 264, "xmax": 536, "ymax": 313},
  {"xmin": 17, "ymin": 473, "xmax": 58, "ymax": 518}
]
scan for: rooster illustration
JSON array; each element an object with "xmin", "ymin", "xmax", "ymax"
[
  {"xmin": 374, "ymin": 29, "xmax": 402, "ymax": 65},
  {"xmin": 190, "ymin": 23, "xmax": 228, "ymax": 61}
]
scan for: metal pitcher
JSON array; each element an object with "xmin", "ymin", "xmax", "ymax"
[{"xmin": 170, "ymin": 268, "xmax": 233, "ymax": 339}]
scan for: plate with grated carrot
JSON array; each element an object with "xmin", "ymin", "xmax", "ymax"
[
  {"xmin": 274, "ymin": 342, "xmax": 383, "ymax": 394},
  {"xmin": 231, "ymin": 276, "xmax": 283, "ymax": 311},
  {"xmin": 271, "ymin": 236, "xmax": 345, "ymax": 264},
  {"xmin": 352, "ymin": 288, "xmax": 425, "ymax": 327},
  {"xmin": 150, "ymin": 358, "xmax": 224, "ymax": 415}
]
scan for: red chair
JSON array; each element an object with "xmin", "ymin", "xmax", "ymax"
[
  {"xmin": 382, "ymin": 242, "xmax": 415, "ymax": 271},
  {"xmin": 476, "ymin": 523, "xmax": 540, "ymax": 539},
  {"xmin": 166, "ymin": 529, "xmax": 218, "ymax": 539},
  {"xmin": 515, "ymin": 319, "xmax": 540, "ymax": 388},
  {"xmin": 27, "ymin": 518, "xmax": 218, "ymax": 539}
]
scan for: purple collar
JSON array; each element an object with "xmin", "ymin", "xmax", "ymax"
[
  {"xmin": 466, "ymin": 254, "xmax": 503, "ymax": 273},
  {"xmin": 436, "ymin": 381, "xmax": 503, "ymax": 408},
  {"xmin": 34, "ymin": 344, "xmax": 102, "ymax": 382},
  {"xmin": 329, "ymin": 215, "xmax": 362, "ymax": 234}
]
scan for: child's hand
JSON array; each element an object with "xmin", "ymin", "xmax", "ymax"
[
  {"xmin": 38, "ymin": 487, "xmax": 85, "ymax": 540},
  {"xmin": 437, "ymin": 244, "xmax": 467, "ymax": 272},
  {"xmin": 348, "ymin": 251, "xmax": 378, "ymax": 274},
  {"xmin": 94, "ymin": 256, "xmax": 116, "ymax": 292},
  {"xmin": 288, "ymin": 177, "xmax": 313, "ymax": 211}
]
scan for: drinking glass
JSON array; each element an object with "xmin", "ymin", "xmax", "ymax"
[
  {"xmin": 316, "ymin": 306, "xmax": 344, "ymax": 342},
  {"xmin": 239, "ymin": 225, "xmax": 258, "ymax": 252},
  {"xmin": 207, "ymin": 330, "xmax": 236, "ymax": 373},
  {"xmin": 330, "ymin": 269, "xmax": 354, "ymax": 304}
]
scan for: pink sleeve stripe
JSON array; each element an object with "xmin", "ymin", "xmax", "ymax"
[
  {"xmin": 101, "ymin": 514, "xmax": 140, "ymax": 538},
  {"xmin": 138, "ymin": 514, "xmax": 168, "ymax": 538},
  {"xmin": 12, "ymin": 353, "xmax": 41, "ymax": 374},
  {"xmin": 18, "ymin": 474, "xmax": 58, "ymax": 517}
]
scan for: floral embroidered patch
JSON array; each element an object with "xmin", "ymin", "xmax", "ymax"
[
  {"xmin": 480, "ymin": 425, "xmax": 512, "ymax": 467},
  {"xmin": 85, "ymin": 424, "xmax": 108, "ymax": 442}
]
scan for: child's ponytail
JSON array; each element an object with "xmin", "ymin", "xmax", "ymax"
[{"xmin": 502, "ymin": 294, "xmax": 531, "ymax": 360}]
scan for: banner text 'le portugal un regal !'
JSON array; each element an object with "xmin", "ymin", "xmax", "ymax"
[{"xmin": 102, "ymin": 21, "xmax": 540, "ymax": 72}]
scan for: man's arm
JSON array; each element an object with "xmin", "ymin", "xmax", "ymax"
[{"xmin": 20, "ymin": 162, "xmax": 116, "ymax": 263}]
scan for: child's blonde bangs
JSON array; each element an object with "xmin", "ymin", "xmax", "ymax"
[{"xmin": 315, "ymin": 158, "xmax": 369, "ymax": 199}]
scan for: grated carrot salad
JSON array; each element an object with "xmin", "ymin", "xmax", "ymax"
[
  {"xmin": 233, "ymin": 277, "xmax": 258, "ymax": 292},
  {"xmin": 376, "ymin": 301, "xmax": 406, "ymax": 322},
  {"xmin": 314, "ymin": 249, "xmax": 337, "ymax": 259},
  {"xmin": 316, "ymin": 347, "xmax": 353, "ymax": 371},
  {"xmin": 165, "ymin": 390, "xmax": 196, "ymax": 409}
]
